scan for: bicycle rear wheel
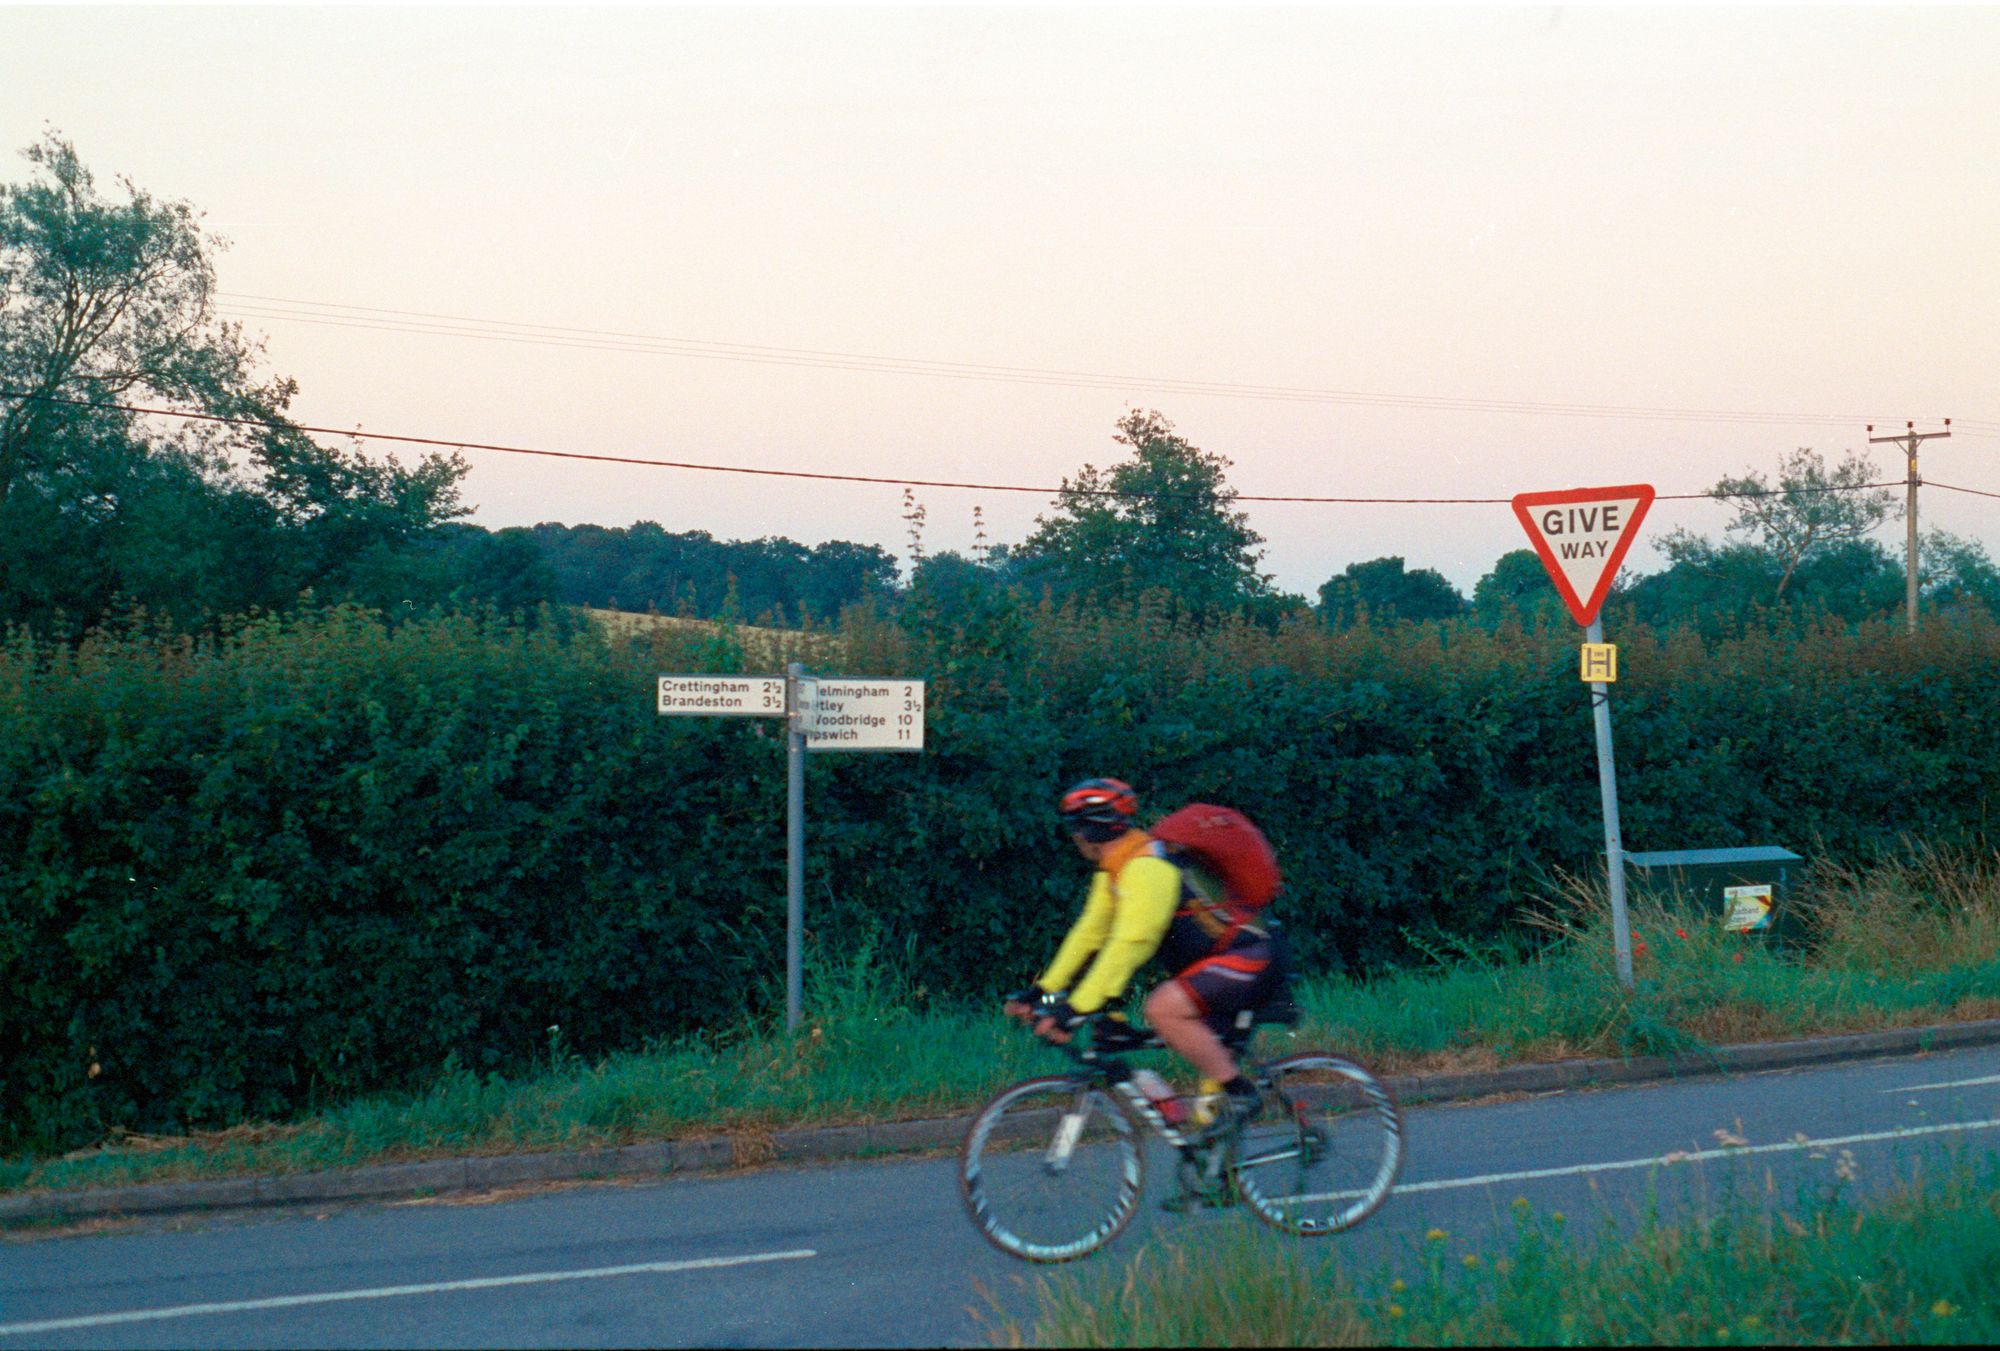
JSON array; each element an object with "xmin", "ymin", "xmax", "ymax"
[
  {"xmin": 958, "ymin": 1074, "xmax": 1145, "ymax": 1262},
  {"xmin": 1231, "ymin": 1053, "xmax": 1403, "ymax": 1235}
]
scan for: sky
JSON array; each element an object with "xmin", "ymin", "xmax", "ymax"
[{"xmin": 4, "ymin": 4, "xmax": 1996, "ymax": 597}]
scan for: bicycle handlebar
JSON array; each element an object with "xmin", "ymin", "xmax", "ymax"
[{"xmin": 1019, "ymin": 1021, "xmax": 1164, "ymax": 1072}]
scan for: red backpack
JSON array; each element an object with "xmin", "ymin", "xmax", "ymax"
[{"xmin": 1149, "ymin": 803, "xmax": 1282, "ymax": 917}]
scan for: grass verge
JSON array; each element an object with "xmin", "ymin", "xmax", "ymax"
[
  {"xmin": 5, "ymin": 844, "xmax": 1998, "ymax": 1200},
  {"xmin": 1005, "ymin": 1154, "xmax": 2000, "ymax": 1346}
]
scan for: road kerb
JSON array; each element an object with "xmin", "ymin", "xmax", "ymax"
[{"xmin": 5, "ymin": 1018, "xmax": 1997, "ymax": 1226}]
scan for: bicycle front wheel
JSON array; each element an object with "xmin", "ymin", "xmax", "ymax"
[
  {"xmin": 1232, "ymin": 1053, "xmax": 1403, "ymax": 1235},
  {"xmin": 958, "ymin": 1074, "xmax": 1145, "ymax": 1262}
]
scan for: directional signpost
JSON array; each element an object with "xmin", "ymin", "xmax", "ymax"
[
  {"xmin": 796, "ymin": 678, "xmax": 925, "ymax": 752},
  {"xmin": 1513, "ymin": 483, "xmax": 1656, "ymax": 990},
  {"xmin": 658, "ymin": 666, "xmax": 925, "ymax": 1031},
  {"xmin": 656, "ymin": 675, "xmax": 788, "ymax": 717}
]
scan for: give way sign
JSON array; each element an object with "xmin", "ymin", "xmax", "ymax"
[{"xmin": 1511, "ymin": 483, "xmax": 1656, "ymax": 626}]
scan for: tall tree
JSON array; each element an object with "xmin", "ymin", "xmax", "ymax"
[
  {"xmin": 1318, "ymin": 556, "xmax": 1466, "ymax": 627},
  {"xmin": 0, "ymin": 132, "xmax": 468, "ymax": 633},
  {"xmin": 0, "ymin": 135, "xmax": 255, "ymax": 504},
  {"xmin": 1667, "ymin": 447, "xmax": 1900, "ymax": 603},
  {"xmin": 1013, "ymin": 409, "xmax": 1272, "ymax": 617}
]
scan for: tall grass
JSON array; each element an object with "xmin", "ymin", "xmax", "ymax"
[
  {"xmin": 1306, "ymin": 844, "xmax": 2000, "ymax": 1074},
  {"xmin": 1009, "ymin": 1155, "xmax": 2000, "ymax": 1346},
  {"xmin": 0, "ymin": 935, "xmax": 1053, "ymax": 1194}
]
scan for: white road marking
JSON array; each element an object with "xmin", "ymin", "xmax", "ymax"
[
  {"xmin": 1883, "ymin": 1073, "xmax": 2000, "ymax": 1093},
  {"xmin": 1295, "ymin": 1115, "xmax": 2000, "ymax": 1203},
  {"xmin": 0, "ymin": 1248, "xmax": 816, "ymax": 1338},
  {"xmin": 1386, "ymin": 1116, "xmax": 2000, "ymax": 1196}
]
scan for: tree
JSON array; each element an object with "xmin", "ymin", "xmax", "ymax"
[
  {"xmin": 525, "ymin": 520, "xmax": 898, "ymax": 624},
  {"xmin": 1318, "ymin": 556, "xmax": 1466, "ymax": 627},
  {"xmin": 368, "ymin": 522, "xmax": 562, "ymax": 621},
  {"xmin": 1013, "ymin": 409, "xmax": 1272, "ymax": 617},
  {"xmin": 1612, "ymin": 447, "xmax": 1907, "ymax": 633},
  {"xmin": 0, "ymin": 132, "xmax": 469, "ymax": 633},
  {"xmin": 1620, "ymin": 539, "xmax": 1781, "ymax": 633},
  {"xmin": 1, "ymin": 135, "xmax": 256, "ymax": 505},
  {"xmin": 1623, "ymin": 533, "xmax": 1926, "ymax": 634},
  {"xmin": 907, "ymin": 548, "xmax": 1014, "ymax": 614},
  {"xmin": 795, "ymin": 539, "xmax": 898, "ymax": 621},
  {"xmin": 1471, "ymin": 548, "xmax": 1565, "ymax": 625},
  {"xmin": 1918, "ymin": 529, "xmax": 2000, "ymax": 617},
  {"xmin": 1670, "ymin": 447, "xmax": 1900, "ymax": 603}
]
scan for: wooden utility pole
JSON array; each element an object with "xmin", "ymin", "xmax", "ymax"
[{"xmin": 1867, "ymin": 419, "xmax": 1952, "ymax": 633}]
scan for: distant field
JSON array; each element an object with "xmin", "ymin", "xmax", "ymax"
[{"xmin": 579, "ymin": 607, "xmax": 837, "ymax": 663}]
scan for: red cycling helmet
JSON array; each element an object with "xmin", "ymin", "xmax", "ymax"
[{"xmin": 1058, "ymin": 777, "xmax": 1139, "ymax": 842}]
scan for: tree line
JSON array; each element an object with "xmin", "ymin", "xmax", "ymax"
[{"xmin": 5, "ymin": 132, "xmax": 1995, "ymax": 644}]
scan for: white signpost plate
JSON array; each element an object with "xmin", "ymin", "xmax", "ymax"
[
  {"xmin": 657, "ymin": 675, "xmax": 787, "ymax": 717},
  {"xmin": 799, "ymin": 678, "xmax": 924, "ymax": 752}
]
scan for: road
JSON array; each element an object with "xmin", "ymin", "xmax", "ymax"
[{"xmin": 4, "ymin": 1043, "xmax": 1998, "ymax": 1348}]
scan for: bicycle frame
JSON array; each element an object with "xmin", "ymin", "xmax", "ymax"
[{"xmin": 1041, "ymin": 1028, "xmax": 1287, "ymax": 1162}]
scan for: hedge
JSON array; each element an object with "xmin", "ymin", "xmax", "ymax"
[{"xmin": 3, "ymin": 595, "xmax": 1996, "ymax": 1152}]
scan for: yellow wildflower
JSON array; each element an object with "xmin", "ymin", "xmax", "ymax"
[
  {"xmin": 1932, "ymin": 1300, "xmax": 1958, "ymax": 1318},
  {"xmin": 1426, "ymin": 1227, "xmax": 1448, "ymax": 1241},
  {"xmin": 1388, "ymin": 1305, "xmax": 1405, "ymax": 1319}
]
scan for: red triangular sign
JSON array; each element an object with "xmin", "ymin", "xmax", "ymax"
[{"xmin": 1511, "ymin": 484, "xmax": 1655, "ymax": 626}]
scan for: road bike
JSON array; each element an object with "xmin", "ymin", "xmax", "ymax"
[{"xmin": 957, "ymin": 1013, "xmax": 1404, "ymax": 1262}]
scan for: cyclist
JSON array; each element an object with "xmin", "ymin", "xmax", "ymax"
[{"xmin": 1005, "ymin": 777, "xmax": 1287, "ymax": 1134}]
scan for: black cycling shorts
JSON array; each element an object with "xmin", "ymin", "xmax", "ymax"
[{"xmin": 1173, "ymin": 934, "xmax": 1283, "ymax": 1037}]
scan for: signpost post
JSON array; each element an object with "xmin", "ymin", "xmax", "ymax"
[
  {"xmin": 660, "ymin": 666, "xmax": 925, "ymax": 1032},
  {"xmin": 1512, "ymin": 484, "xmax": 1655, "ymax": 990},
  {"xmin": 786, "ymin": 664, "xmax": 808, "ymax": 1034}
]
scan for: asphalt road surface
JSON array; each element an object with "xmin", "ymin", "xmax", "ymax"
[{"xmin": 5, "ymin": 1043, "xmax": 1998, "ymax": 1348}]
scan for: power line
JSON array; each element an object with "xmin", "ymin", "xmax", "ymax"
[
  {"xmin": 215, "ymin": 292, "xmax": 1999, "ymax": 436},
  {"xmin": 1932, "ymin": 480, "xmax": 2000, "ymax": 501},
  {"xmin": 0, "ymin": 387, "xmax": 1940, "ymax": 507}
]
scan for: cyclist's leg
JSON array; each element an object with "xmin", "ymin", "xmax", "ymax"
[
  {"xmin": 1142, "ymin": 979, "xmax": 1239, "ymax": 1084},
  {"xmin": 1144, "ymin": 939, "xmax": 1280, "ymax": 1079},
  {"xmin": 1147, "ymin": 943, "xmax": 1280, "ymax": 1117}
]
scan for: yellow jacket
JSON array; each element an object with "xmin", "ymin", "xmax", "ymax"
[{"xmin": 1036, "ymin": 831, "xmax": 1183, "ymax": 1014}]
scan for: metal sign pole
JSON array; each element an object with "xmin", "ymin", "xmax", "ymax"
[
  {"xmin": 659, "ymin": 666, "xmax": 918, "ymax": 1036},
  {"xmin": 785, "ymin": 661, "xmax": 806, "ymax": 1033},
  {"xmin": 1586, "ymin": 619, "xmax": 1634, "ymax": 990}
]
